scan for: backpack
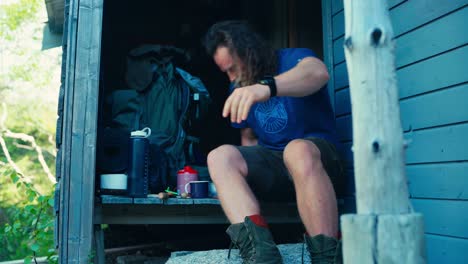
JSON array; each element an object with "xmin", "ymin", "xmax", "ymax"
[{"xmin": 104, "ymin": 44, "xmax": 210, "ymax": 192}]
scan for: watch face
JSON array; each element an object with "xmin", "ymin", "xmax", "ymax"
[{"xmin": 259, "ymin": 77, "xmax": 276, "ymax": 97}]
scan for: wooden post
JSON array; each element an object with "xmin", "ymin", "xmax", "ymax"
[
  {"xmin": 341, "ymin": 0, "xmax": 426, "ymax": 263},
  {"xmin": 58, "ymin": 0, "xmax": 103, "ymax": 263}
]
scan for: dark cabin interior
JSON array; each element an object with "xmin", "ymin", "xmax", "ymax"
[
  {"xmin": 98, "ymin": 0, "xmax": 324, "ymax": 158},
  {"xmin": 96, "ymin": 0, "xmax": 325, "ymax": 249}
]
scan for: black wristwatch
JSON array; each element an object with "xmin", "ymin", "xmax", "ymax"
[{"xmin": 258, "ymin": 76, "xmax": 277, "ymax": 98}]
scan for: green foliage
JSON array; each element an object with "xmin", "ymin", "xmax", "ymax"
[
  {"xmin": 0, "ymin": 0, "xmax": 60, "ymax": 262},
  {"xmin": 0, "ymin": 171, "xmax": 57, "ymax": 263},
  {"xmin": 0, "ymin": 116, "xmax": 57, "ymax": 262},
  {"xmin": 9, "ymin": 61, "xmax": 38, "ymax": 82},
  {"xmin": 0, "ymin": 0, "xmax": 41, "ymax": 40}
]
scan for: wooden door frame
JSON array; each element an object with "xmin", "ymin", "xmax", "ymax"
[
  {"xmin": 57, "ymin": 0, "xmax": 103, "ymax": 262},
  {"xmin": 56, "ymin": 1, "xmax": 335, "ymax": 262},
  {"xmin": 321, "ymin": 0, "xmax": 336, "ymax": 111}
]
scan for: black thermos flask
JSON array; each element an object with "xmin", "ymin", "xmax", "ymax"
[{"xmin": 127, "ymin": 127, "xmax": 150, "ymax": 197}]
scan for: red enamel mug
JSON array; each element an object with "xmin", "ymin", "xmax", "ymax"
[{"xmin": 176, "ymin": 166, "xmax": 198, "ymax": 195}]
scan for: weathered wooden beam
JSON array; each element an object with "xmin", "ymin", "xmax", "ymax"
[
  {"xmin": 343, "ymin": 0, "xmax": 409, "ymax": 214},
  {"xmin": 58, "ymin": 0, "xmax": 79, "ymax": 261},
  {"xmin": 93, "ymin": 225, "xmax": 105, "ymax": 264},
  {"xmin": 322, "ymin": 0, "xmax": 337, "ymax": 110},
  {"xmin": 342, "ymin": 214, "xmax": 426, "ymax": 263},
  {"xmin": 341, "ymin": 215, "xmax": 375, "ymax": 263},
  {"xmin": 61, "ymin": 0, "xmax": 104, "ymax": 263},
  {"xmin": 341, "ymin": 0, "xmax": 426, "ymax": 262},
  {"xmin": 94, "ymin": 203, "xmax": 301, "ymax": 225}
]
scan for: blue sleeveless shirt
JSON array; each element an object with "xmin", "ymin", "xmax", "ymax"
[{"xmin": 231, "ymin": 48, "xmax": 338, "ymax": 151}]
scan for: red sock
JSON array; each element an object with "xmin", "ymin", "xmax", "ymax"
[{"xmin": 248, "ymin": 215, "xmax": 269, "ymax": 228}]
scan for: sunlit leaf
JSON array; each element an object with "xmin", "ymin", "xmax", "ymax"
[
  {"xmin": 30, "ymin": 243, "xmax": 39, "ymax": 252},
  {"xmin": 10, "ymin": 172, "xmax": 19, "ymax": 183}
]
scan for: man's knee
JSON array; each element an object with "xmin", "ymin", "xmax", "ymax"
[
  {"xmin": 207, "ymin": 145, "xmax": 247, "ymax": 182},
  {"xmin": 283, "ymin": 139, "xmax": 324, "ymax": 181}
]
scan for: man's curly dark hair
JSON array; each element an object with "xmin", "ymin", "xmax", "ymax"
[{"xmin": 203, "ymin": 20, "xmax": 278, "ymax": 87}]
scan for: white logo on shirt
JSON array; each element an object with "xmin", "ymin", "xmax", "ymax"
[{"xmin": 255, "ymin": 98, "xmax": 288, "ymax": 133}]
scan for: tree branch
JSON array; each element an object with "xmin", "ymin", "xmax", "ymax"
[
  {"xmin": 13, "ymin": 141, "xmax": 35, "ymax": 150},
  {"xmin": 0, "ymin": 103, "xmax": 56, "ymax": 184},
  {"xmin": 0, "ymin": 134, "xmax": 29, "ymax": 182},
  {"xmin": 47, "ymin": 134, "xmax": 57, "ymax": 157},
  {"xmin": 0, "ymin": 103, "xmax": 6, "ymax": 129},
  {"xmin": 4, "ymin": 131, "xmax": 56, "ymax": 183},
  {"xmin": 32, "ymin": 203, "xmax": 44, "ymax": 264}
]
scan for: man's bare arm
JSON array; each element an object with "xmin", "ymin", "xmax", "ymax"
[
  {"xmin": 223, "ymin": 57, "xmax": 329, "ymax": 123},
  {"xmin": 274, "ymin": 56, "xmax": 329, "ymax": 97}
]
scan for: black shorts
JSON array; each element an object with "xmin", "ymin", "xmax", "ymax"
[{"xmin": 235, "ymin": 137, "xmax": 345, "ymax": 202}]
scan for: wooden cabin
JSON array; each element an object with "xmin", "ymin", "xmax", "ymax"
[{"xmin": 49, "ymin": 0, "xmax": 468, "ymax": 263}]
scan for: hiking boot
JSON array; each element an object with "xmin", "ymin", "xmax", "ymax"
[
  {"xmin": 226, "ymin": 216, "xmax": 283, "ymax": 264},
  {"xmin": 304, "ymin": 234, "xmax": 342, "ymax": 264}
]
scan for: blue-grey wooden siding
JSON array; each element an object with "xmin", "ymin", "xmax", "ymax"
[{"xmin": 329, "ymin": 0, "xmax": 468, "ymax": 263}]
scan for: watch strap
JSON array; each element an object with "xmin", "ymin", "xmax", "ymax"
[{"xmin": 258, "ymin": 76, "xmax": 277, "ymax": 98}]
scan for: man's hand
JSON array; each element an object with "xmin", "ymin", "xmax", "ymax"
[{"xmin": 223, "ymin": 84, "xmax": 270, "ymax": 123}]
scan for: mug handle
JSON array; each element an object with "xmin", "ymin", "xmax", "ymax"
[{"xmin": 184, "ymin": 181, "xmax": 193, "ymax": 194}]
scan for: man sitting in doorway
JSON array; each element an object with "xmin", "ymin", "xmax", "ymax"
[{"xmin": 203, "ymin": 20, "xmax": 344, "ymax": 263}]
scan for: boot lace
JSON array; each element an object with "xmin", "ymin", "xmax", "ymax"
[
  {"xmin": 227, "ymin": 236, "xmax": 256, "ymax": 263},
  {"xmin": 228, "ymin": 241, "xmax": 234, "ymax": 259}
]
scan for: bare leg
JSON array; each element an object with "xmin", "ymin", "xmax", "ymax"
[
  {"xmin": 283, "ymin": 139, "xmax": 338, "ymax": 237},
  {"xmin": 207, "ymin": 145, "xmax": 260, "ymax": 224}
]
